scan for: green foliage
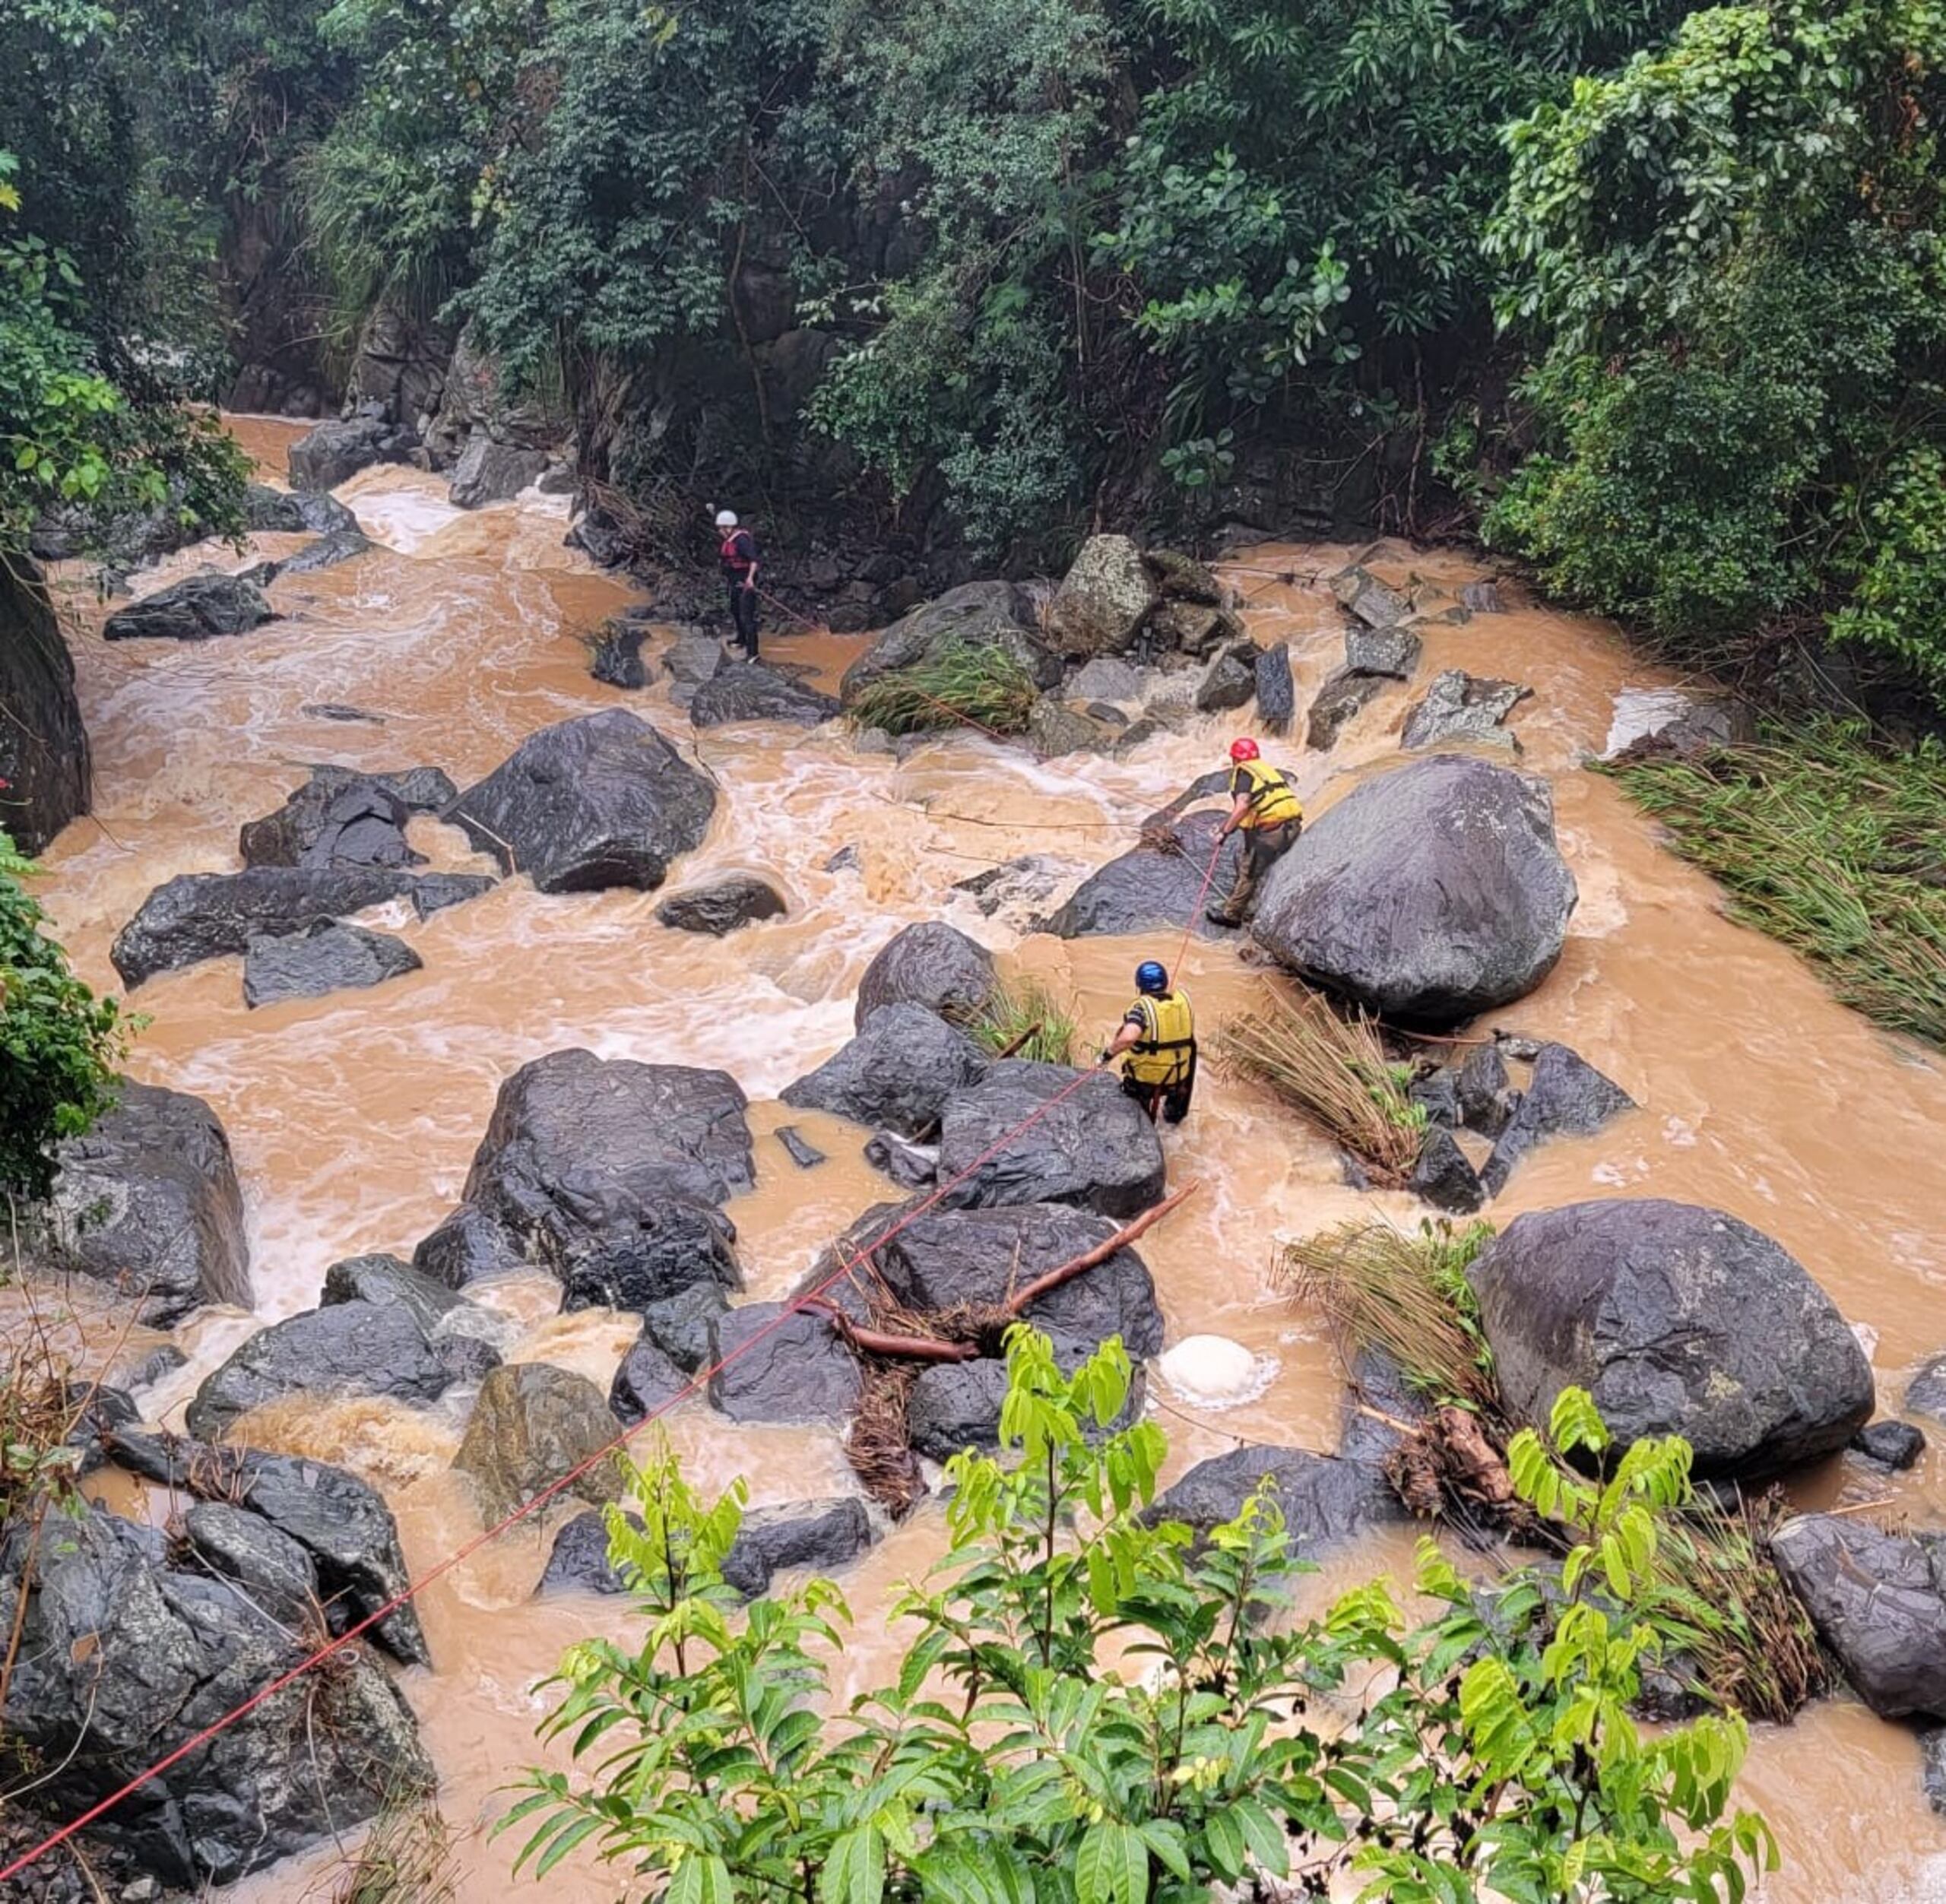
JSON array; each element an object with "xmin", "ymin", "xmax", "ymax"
[
  {"xmin": 971, "ymin": 974, "xmax": 1079, "ymax": 1066},
  {"xmin": 1606, "ymin": 719, "xmax": 1946, "ymax": 1044},
  {"xmin": 0, "ymin": 832, "xmax": 132, "ymax": 1205},
  {"xmin": 847, "ymin": 639, "xmax": 1040, "ymax": 737},
  {"xmin": 1486, "ymin": 0, "xmax": 1946, "ymax": 689},
  {"xmin": 507, "ymin": 1333, "xmax": 1776, "ymax": 1901}
]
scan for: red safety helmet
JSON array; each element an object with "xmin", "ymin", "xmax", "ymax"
[{"xmin": 1230, "ymin": 737, "xmax": 1260, "ymax": 762}]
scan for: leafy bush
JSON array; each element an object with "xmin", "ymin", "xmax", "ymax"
[
  {"xmin": 971, "ymin": 974, "xmax": 1079, "ymax": 1066},
  {"xmin": 0, "ymin": 832, "xmax": 131, "ymax": 1204},
  {"xmin": 506, "ymin": 1327, "xmax": 1776, "ymax": 1901},
  {"xmin": 847, "ymin": 640, "xmax": 1040, "ymax": 738}
]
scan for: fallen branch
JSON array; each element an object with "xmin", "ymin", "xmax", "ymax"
[
  {"xmin": 830, "ymin": 1315, "xmax": 978, "ymax": 1364},
  {"xmin": 1005, "ymin": 1180, "xmax": 1201, "ymax": 1313}
]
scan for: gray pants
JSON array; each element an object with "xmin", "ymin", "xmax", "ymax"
[{"xmin": 1208, "ymin": 820, "xmax": 1298, "ymax": 924}]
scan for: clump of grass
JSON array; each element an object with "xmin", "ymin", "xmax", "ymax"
[
  {"xmin": 328, "ymin": 1786, "xmax": 458, "ymax": 1904},
  {"xmin": 848, "ymin": 639, "xmax": 1039, "ymax": 738},
  {"xmin": 971, "ymin": 975, "xmax": 1079, "ymax": 1066},
  {"xmin": 1215, "ymin": 982, "xmax": 1428, "ymax": 1178},
  {"xmin": 1277, "ymin": 1218, "xmax": 1499, "ymax": 1414},
  {"xmin": 1606, "ymin": 718, "xmax": 1946, "ymax": 1044}
]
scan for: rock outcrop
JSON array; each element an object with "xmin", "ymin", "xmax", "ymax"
[
  {"xmin": 287, "ymin": 413, "xmax": 418, "ymax": 493},
  {"xmin": 854, "ymin": 921, "xmax": 997, "ymax": 1028},
  {"xmin": 0, "ymin": 560, "xmax": 89, "ymax": 854},
  {"xmin": 446, "ymin": 708, "xmax": 715, "ymax": 894},
  {"xmin": 781, "ymin": 1004, "xmax": 989, "ymax": 1139},
  {"xmin": 49, "ymin": 1082, "xmax": 251, "ymax": 1326},
  {"xmin": 1046, "ymin": 810, "xmax": 1243, "ymax": 942},
  {"xmin": 1253, "ymin": 755, "xmax": 1577, "ymax": 1025},
  {"xmin": 1043, "ymin": 535, "xmax": 1158, "ymax": 658},
  {"xmin": 448, "ymin": 430, "xmax": 547, "ymax": 507},
  {"xmin": 1469, "ymin": 1199, "xmax": 1873, "ymax": 1477},
  {"xmin": 103, "ymin": 573, "xmax": 274, "ymax": 643}
]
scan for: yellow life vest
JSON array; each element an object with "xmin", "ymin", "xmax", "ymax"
[
  {"xmin": 1230, "ymin": 759, "xmax": 1302, "ymax": 831},
  {"xmin": 1124, "ymin": 989, "xmax": 1196, "ymax": 1088}
]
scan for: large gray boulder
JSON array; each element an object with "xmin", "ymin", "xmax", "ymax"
[
  {"xmin": 447, "ymin": 708, "xmax": 715, "ymax": 894},
  {"xmin": 111, "ymin": 865, "xmax": 421, "ymax": 986},
  {"xmin": 690, "ymin": 663, "xmax": 840, "ymax": 728},
  {"xmin": 182, "ymin": 1500, "xmax": 321, "ymax": 1629},
  {"xmin": 448, "ymin": 430, "xmax": 547, "ymax": 508},
  {"xmin": 1044, "ymin": 535, "xmax": 1158, "ymax": 659},
  {"xmin": 1770, "ymin": 1516, "xmax": 1946, "ymax": 1719},
  {"xmin": 1253, "ymin": 755, "xmax": 1577, "ymax": 1025},
  {"xmin": 1401, "ymin": 670, "xmax": 1531, "ymax": 751},
  {"xmin": 839, "ymin": 581, "xmax": 1057, "ymax": 704},
  {"xmin": 418, "ymin": 1048, "xmax": 753, "ymax": 1304},
  {"xmin": 1149, "ymin": 1444, "xmax": 1404, "ymax": 1552},
  {"xmin": 242, "ymin": 920, "xmax": 423, "ymax": 1008},
  {"xmin": 103, "ymin": 573, "xmax": 273, "ymax": 642},
  {"xmin": 1046, "ymin": 810, "xmax": 1243, "ymax": 942},
  {"xmin": 49, "ymin": 1082, "xmax": 251, "ymax": 1326},
  {"xmin": 0, "ymin": 1506, "xmax": 431, "ymax": 1887},
  {"xmin": 454, "ymin": 1363, "xmax": 623, "ymax": 1519},
  {"xmin": 1469, "ymin": 1200, "xmax": 1874, "ymax": 1478},
  {"xmin": 287, "ymin": 413, "xmax": 417, "ymax": 493},
  {"xmin": 936, "ymin": 1062, "xmax": 1166, "ymax": 1219},
  {"xmin": 242, "ymin": 483, "xmax": 358, "ymax": 537},
  {"xmin": 707, "ymin": 1303, "xmax": 862, "ymax": 1425},
  {"xmin": 239, "ymin": 773, "xmax": 418, "ymax": 870},
  {"xmin": 854, "ymin": 921, "xmax": 997, "ymax": 1029},
  {"xmin": 185, "ymin": 1300, "xmax": 459, "ymax": 1440},
  {"xmin": 781, "ymin": 1004, "xmax": 989, "ymax": 1139},
  {"xmin": 321, "ymin": 1252, "xmax": 467, "ymax": 1333}
]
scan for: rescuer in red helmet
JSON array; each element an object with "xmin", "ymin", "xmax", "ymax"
[{"xmin": 1207, "ymin": 737, "xmax": 1302, "ymax": 927}]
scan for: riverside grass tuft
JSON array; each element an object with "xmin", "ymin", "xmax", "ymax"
[
  {"xmin": 847, "ymin": 639, "xmax": 1039, "ymax": 737},
  {"xmin": 971, "ymin": 974, "xmax": 1079, "ymax": 1066},
  {"xmin": 1606, "ymin": 719, "xmax": 1946, "ymax": 1046},
  {"xmin": 1215, "ymin": 981, "xmax": 1427, "ymax": 1179}
]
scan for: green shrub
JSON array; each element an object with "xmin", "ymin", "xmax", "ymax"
[
  {"xmin": 847, "ymin": 640, "xmax": 1040, "ymax": 738},
  {"xmin": 970, "ymin": 974, "xmax": 1079, "ymax": 1066},
  {"xmin": 0, "ymin": 832, "xmax": 131, "ymax": 1204},
  {"xmin": 506, "ymin": 1328, "xmax": 1776, "ymax": 1901}
]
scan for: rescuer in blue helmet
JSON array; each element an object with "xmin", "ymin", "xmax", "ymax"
[{"xmin": 1099, "ymin": 960, "xmax": 1196, "ymax": 1125}]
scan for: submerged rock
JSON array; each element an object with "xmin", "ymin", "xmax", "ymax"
[
  {"xmin": 447, "ymin": 708, "xmax": 715, "ymax": 895},
  {"xmin": 242, "ymin": 920, "xmax": 422, "ymax": 1007},
  {"xmin": 782, "ymin": 1003, "xmax": 989, "ymax": 1139},
  {"xmin": 1470, "ymin": 1199, "xmax": 1874, "ymax": 1478},
  {"xmin": 49, "ymin": 1081, "xmax": 251, "ymax": 1326},
  {"xmin": 278, "ymin": 527, "xmax": 374, "ymax": 575},
  {"xmin": 103, "ymin": 573, "xmax": 273, "ymax": 642},
  {"xmin": 654, "ymin": 874, "xmax": 788, "ymax": 935},
  {"xmin": 855, "ymin": 920, "xmax": 997, "ymax": 1028},
  {"xmin": 1252, "ymin": 754, "xmax": 1577, "ymax": 1025}
]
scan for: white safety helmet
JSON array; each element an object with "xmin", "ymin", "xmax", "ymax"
[{"xmin": 715, "ymin": 509, "xmax": 739, "ymax": 529}]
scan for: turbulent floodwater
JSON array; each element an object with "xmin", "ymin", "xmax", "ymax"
[{"xmin": 27, "ymin": 416, "xmax": 1946, "ymax": 1899}]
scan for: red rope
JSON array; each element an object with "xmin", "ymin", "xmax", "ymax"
[
  {"xmin": 0, "ymin": 1055, "xmax": 1119, "ymax": 1883},
  {"xmin": 1171, "ymin": 832, "xmax": 1231, "ymax": 985}
]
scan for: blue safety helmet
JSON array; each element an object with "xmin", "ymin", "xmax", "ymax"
[{"xmin": 1135, "ymin": 961, "xmax": 1169, "ymax": 996}]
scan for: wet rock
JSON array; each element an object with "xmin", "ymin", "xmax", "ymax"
[
  {"xmin": 1770, "ymin": 1516, "xmax": 1946, "ymax": 1719},
  {"xmin": 240, "ymin": 772, "xmax": 417, "ymax": 870},
  {"xmin": 874, "ymin": 1202, "xmax": 1164, "ymax": 1357},
  {"xmin": 1345, "ymin": 623, "xmax": 1422, "ymax": 680},
  {"xmin": 448, "ymin": 430, "xmax": 547, "ymax": 508},
  {"xmin": 411, "ymin": 871, "xmax": 498, "ymax": 918},
  {"xmin": 1853, "ymin": 1421, "xmax": 1926, "ymax": 1470},
  {"xmin": 655, "ymin": 874, "xmax": 788, "ymax": 936},
  {"xmin": 556, "ymin": 1196, "xmax": 740, "ymax": 1312},
  {"xmin": 937, "ymin": 1063, "xmax": 1167, "ymax": 1221},
  {"xmin": 2, "ymin": 560, "xmax": 89, "ymax": 854},
  {"xmin": 1253, "ymin": 755, "xmax": 1577, "ymax": 1025},
  {"xmin": 908, "ymin": 1358, "xmax": 1012, "ymax": 1460},
  {"xmin": 49, "ymin": 1082, "xmax": 251, "ymax": 1326},
  {"xmin": 185, "ymin": 1300, "xmax": 458, "ymax": 1439},
  {"xmin": 1194, "ymin": 642, "xmax": 1257, "ymax": 714},
  {"xmin": 1255, "ymin": 642, "xmax": 1295, "ymax": 736},
  {"xmin": 663, "ymin": 628, "xmax": 727, "ymax": 705},
  {"xmin": 839, "ymin": 580, "xmax": 1057, "ymax": 704},
  {"xmin": 242, "ymin": 483, "xmax": 358, "ymax": 537},
  {"xmin": 1044, "ymin": 535, "xmax": 1158, "ymax": 658},
  {"xmin": 287, "ymin": 414, "xmax": 417, "ymax": 493},
  {"xmin": 1481, "ymin": 1044, "xmax": 1634, "ymax": 1194},
  {"xmin": 1330, "ymin": 566, "xmax": 1412, "ymax": 630},
  {"xmin": 278, "ymin": 527, "xmax": 373, "ymax": 575},
  {"xmin": 690, "ymin": 661, "xmax": 840, "ymax": 729},
  {"xmin": 112, "ymin": 864, "xmax": 420, "ymax": 986},
  {"xmin": 1910, "ymin": 1355, "xmax": 1946, "ymax": 1424},
  {"xmin": 856, "ymin": 920, "xmax": 997, "ymax": 1028},
  {"xmin": 1401, "ymin": 670, "xmax": 1532, "ymax": 751},
  {"xmin": 866, "ymin": 1129, "xmax": 937, "ymax": 1188},
  {"xmin": 707, "ymin": 1303, "xmax": 861, "ymax": 1424},
  {"xmin": 321, "ymin": 1252, "xmax": 469, "ymax": 1332},
  {"xmin": 412, "ymin": 1202, "xmax": 528, "ymax": 1288},
  {"xmin": 640, "ymin": 1283, "xmax": 732, "ymax": 1372},
  {"xmin": 721, "ymin": 1498, "xmax": 876, "ymax": 1596},
  {"xmin": 1068, "ymin": 656, "xmax": 1146, "ymax": 703},
  {"xmin": 448, "ymin": 708, "xmax": 715, "ymax": 894},
  {"xmin": 103, "ymin": 573, "xmax": 273, "ymax": 642},
  {"xmin": 952, "ymin": 853, "xmax": 1076, "ymax": 925},
  {"xmin": 589, "ymin": 621, "xmax": 648, "ymax": 689},
  {"xmin": 454, "ymin": 1363, "xmax": 623, "ymax": 1519},
  {"xmin": 1409, "ymin": 1069, "xmax": 1460, "ymax": 1130},
  {"xmin": 1143, "ymin": 547, "xmax": 1224, "ymax": 606},
  {"xmin": 1150, "ymin": 600, "xmax": 1241, "ymax": 658},
  {"xmin": 776, "ymin": 1126, "xmax": 826, "ymax": 1170},
  {"xmin": 1409, "ymin": 1129, "xmax": 1485, "ymax": 1215},
  {"xmin": 242, "ymin": 920, "xmax": 422, "ymax": 1008},
  {"xmin": 0, "ymin": 1506, "xmax": 430, "ymax": 1887},
  {"xmin": 610, "ymin": 1332, "xmax": 692, "ymax": 1425},
  {"xmin": 1456, "ymin": 1044, "xmax": 1514, "ymax": 1136},
  {"xmin": 1470, "ymin": 1199, "xmax": 1874, "ymax": 1477},
  {"xmin": 1028, "ymin": 697, "xmax": 1116, "ymax": 759},
  {"xmin": 1306, "ymin": 668, "xmax": 1385, "ymax": 750},
  {"xmin": 1149, "ymin": 1443, "xmax": 1402, "ymax": 1551},
  {"xmin": 182, "ymin": 1500, "xmax": 321, "ymax": 1628},
  {"xmin": 353, "ymin": 764, "xmax": 457, "ymax": 812},
  {"xmin": 1460, "ymin": 581, "xmax": 1504, "ymax": 615},
  {"xmin": 539, "ymin": 1509, "xmax": 629, "ymax": 1595},
  {"xmin": 1046, "ymin": 809, "xmax": 1243, "ymax": 943}
]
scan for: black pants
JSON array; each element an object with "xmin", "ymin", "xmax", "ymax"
[
  {"xmin": 726, "ymin": 579, "xmax": 759, "ymax": 657},
  {"xmin": 1123, "ymin": 1053, "xmax": 1196, "ymax": 1126},
  {"xmin": 1208, "ymin": 820, "xmax": 1298, "ymax": 925}
]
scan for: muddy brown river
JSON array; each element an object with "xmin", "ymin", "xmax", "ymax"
[{"xmin": 24, "ymin": 416, "xmax": 1946, "ymax": 1899}]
